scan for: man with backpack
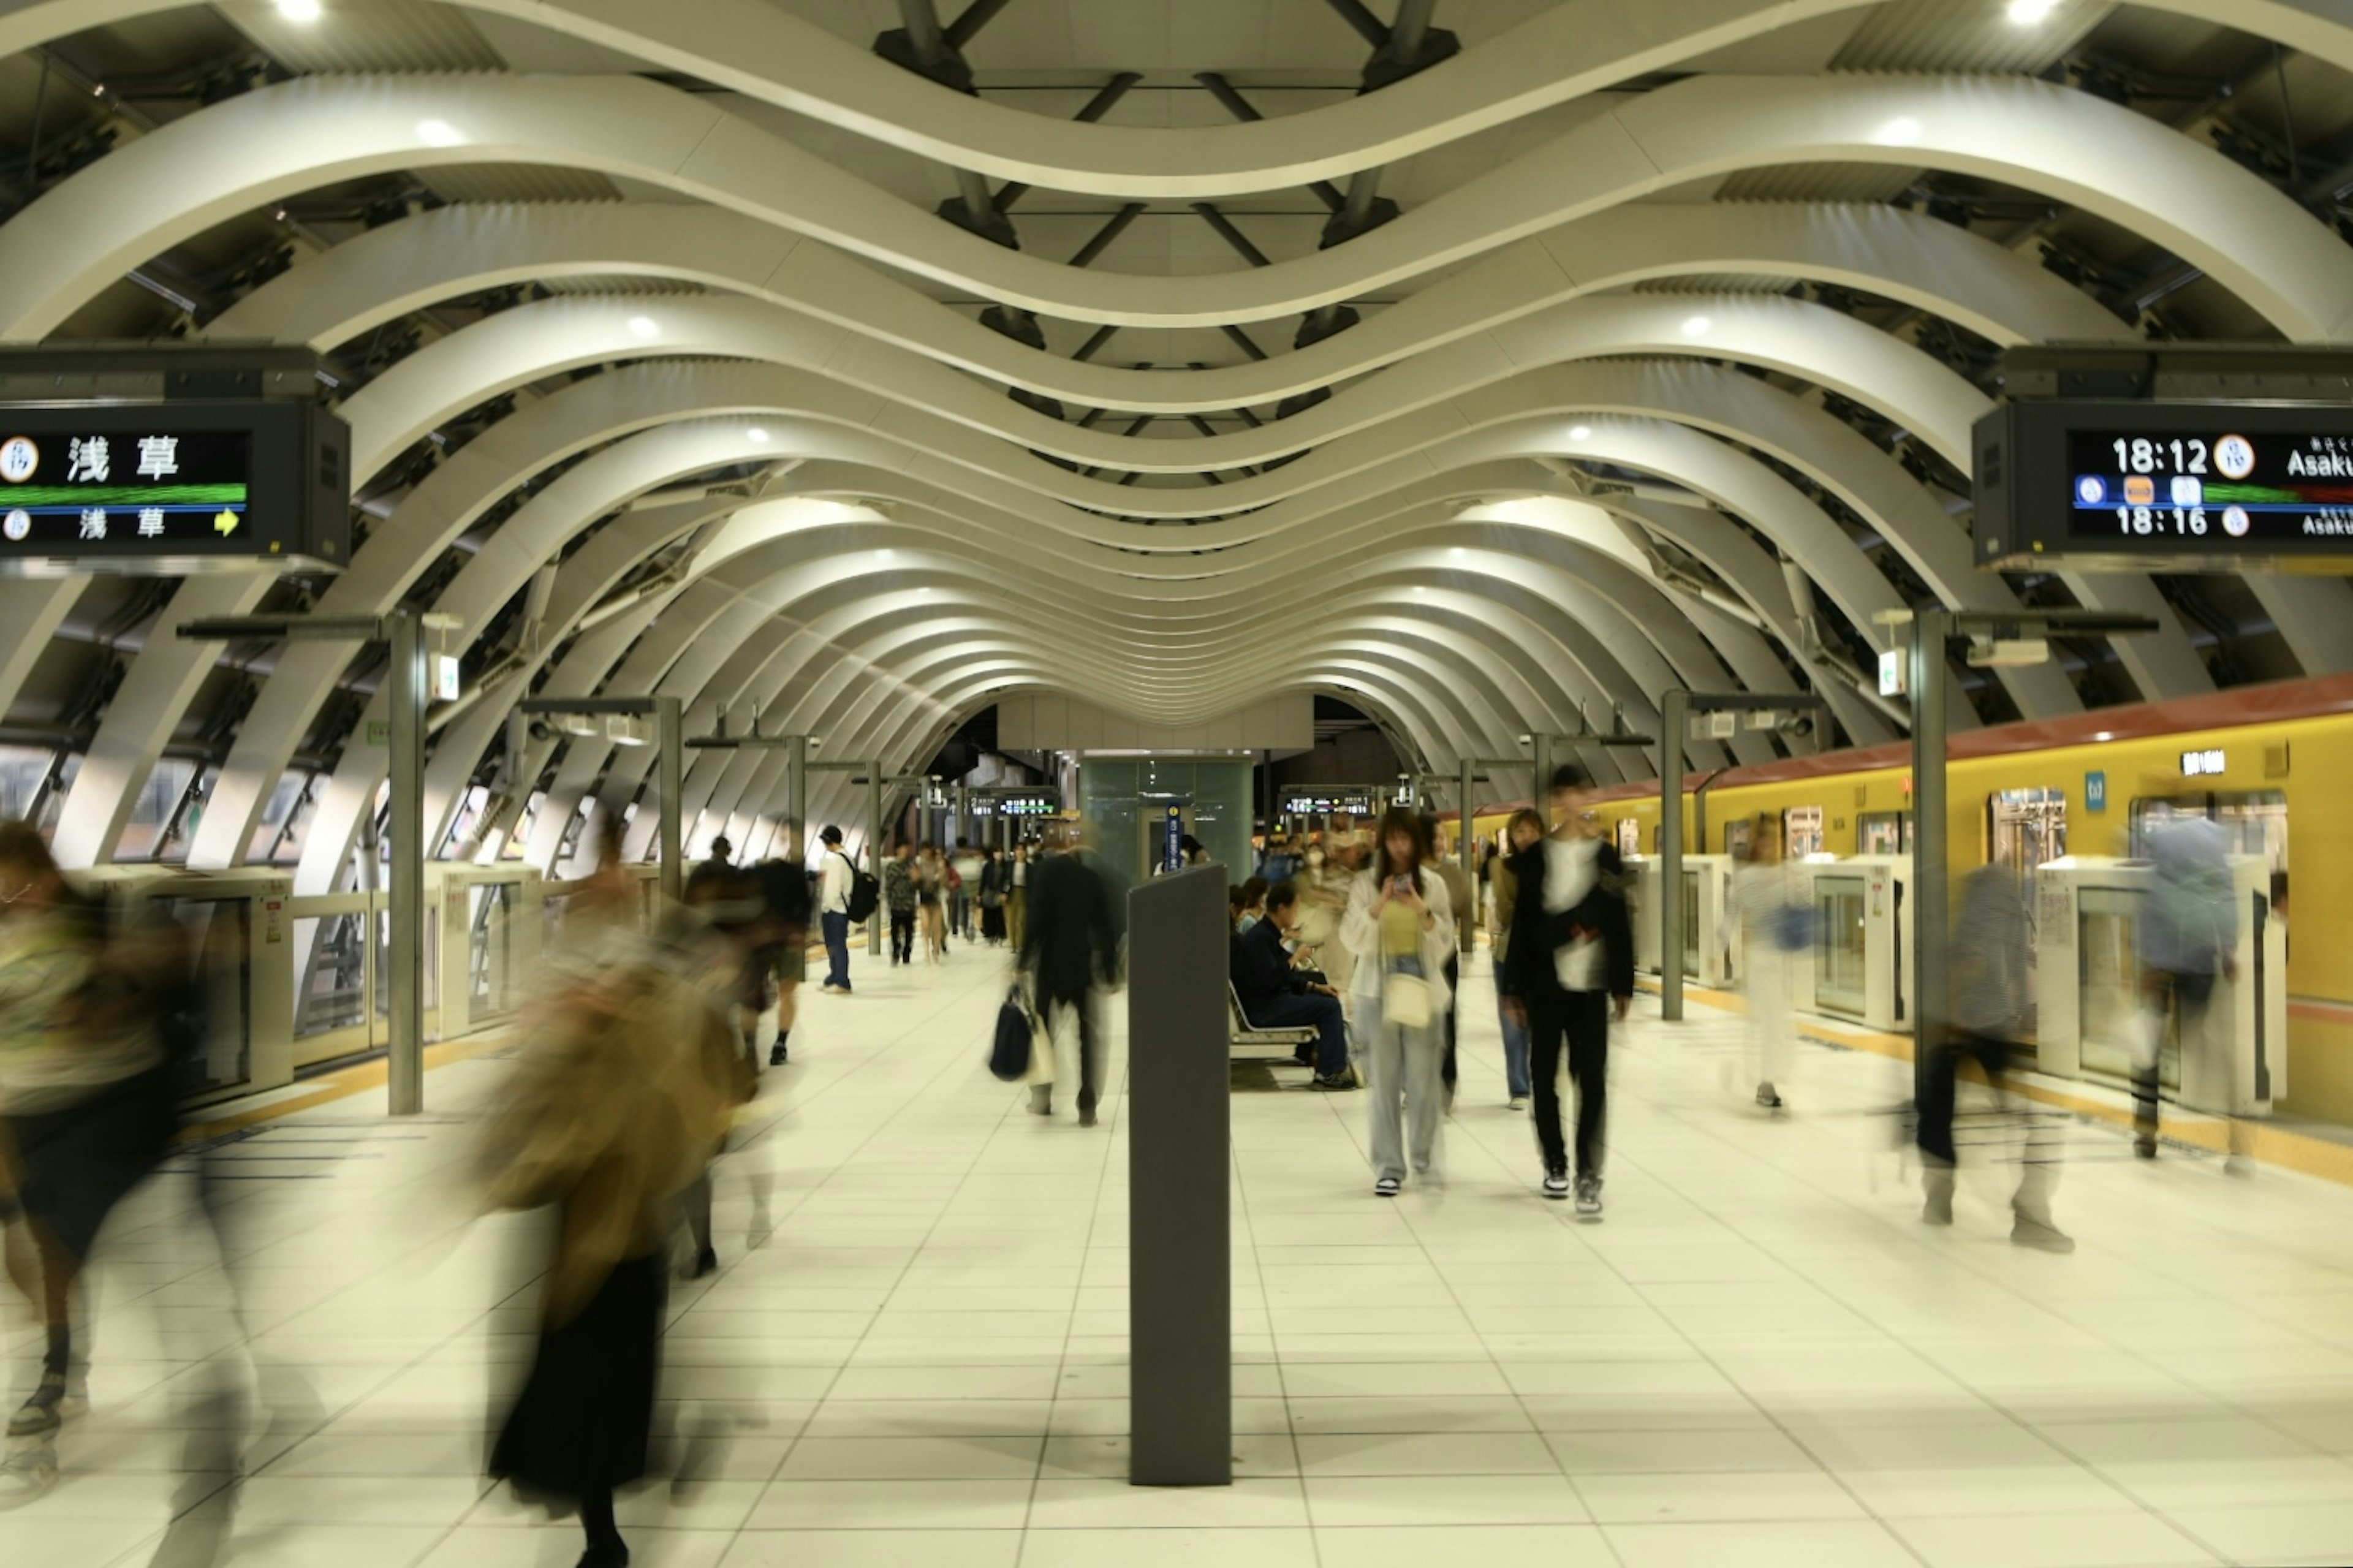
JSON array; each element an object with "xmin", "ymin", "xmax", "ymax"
[{"xmin": 817, "ymin": 826, "xmax": 858, "ymax": 994}]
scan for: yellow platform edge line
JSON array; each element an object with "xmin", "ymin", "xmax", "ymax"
[{"xmin": 177, "ymin": 1032, "xmax": 514, "ymax": 1144}]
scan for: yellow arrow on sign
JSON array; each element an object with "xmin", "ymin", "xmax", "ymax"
[{"xmin": 213, "ymin": 510, "xmax": 238, "ymax": 536}]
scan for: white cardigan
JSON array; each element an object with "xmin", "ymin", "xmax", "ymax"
[{"xmin": 1338, "ymin": 865, "xmax": 1458, "ymax": 1002}]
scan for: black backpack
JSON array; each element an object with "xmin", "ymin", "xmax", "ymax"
[{"xmin": 843, "ymin": 855, "xmax": 882, "ymax": 924}]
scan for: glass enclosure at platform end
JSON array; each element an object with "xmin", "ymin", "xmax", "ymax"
[{"xmin": 1079, "ymin": 756, "xmax": 1252, "ymax": 881}]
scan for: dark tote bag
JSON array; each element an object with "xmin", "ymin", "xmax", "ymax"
[{"xmin": 988, "ymin": 983, "xmax": 1034, "ymax": 1080}]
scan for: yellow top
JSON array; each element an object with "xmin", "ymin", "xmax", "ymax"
[{"xmin": 1379, "ymin": 890, "xmax": 1422, "ymax": 957}]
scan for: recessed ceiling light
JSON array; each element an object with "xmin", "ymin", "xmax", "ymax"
[
  {"xmin": 276, "ymin": 0, "xmax": 322, "ymax": 20},
  {"xmin": 2006, "ymin": 0, "xmax": 2057, "ymax": 22},
  {"xmin": 626, "ymin": 315, "xmax": 659, "ymax": 339},
  {"xmin": 1680, "ymin": 315, "xmax": 1712, "ymax": 338},
  {"xmin": 745, "ymin": 426, "xmax": 769, "ymax": 443},
  {"xmin": 1448, "ymin": 547, "xmax": 1466, "ymax": 558},
  {"xmin": 1874, "ymin": 115, "xmax": 1923, "ymax": 147},
  {"xmin": 1569, "ymin": 425, "xmax": 1593, "ymax": 440},
  {"xmin": 414, "ymin": 118, "xmax": 462, "ymax": 147}
]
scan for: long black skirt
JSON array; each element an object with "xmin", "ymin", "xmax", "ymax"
[
  {"xmin": 4, "ymin": 1067, "xmax": 174, "ymax": 1263},
  {"xmin": 982, "ymin": 903, "xmax": 1007, "ymax": 942},
  {"xmin": 491, "ymin": 1249, "xmax": 665, "ymax": 1506}
]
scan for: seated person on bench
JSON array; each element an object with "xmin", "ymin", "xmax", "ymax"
[{"xmin": 1232, "ymin": 881, "xmax": 1354, "ymax": 1090}]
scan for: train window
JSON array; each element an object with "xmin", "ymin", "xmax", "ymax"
[
  {"xmin": 1858, "ymin": 810, "xmax": 1914, "ymax": 855},
  {"xmin": 2129, "ymin": 792, "xmax": 2286, "ymax": 871},
  {"xmin": 1616, "ymin": 819, "xmax": 1639, "ymax": 858},
  {"xmin": 1783, "ymin": 805, "xmax": 1824, "ymax": 858},
  {"xmin": 1989, "ymin": 787, "xmax": 2067, "ymax": 874}
]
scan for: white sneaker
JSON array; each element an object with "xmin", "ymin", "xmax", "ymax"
[
  {"xmin": 0, "ymin": 1443, "xmax": 56, "ymax": 1510},
  {"xmin": 1509, "ymin": 1096, "xmax": 1528, "ymax": 1111},
  {"xmin": 1541, "ymin": 1172, "xmax": 1570, "ymax": 1200}
]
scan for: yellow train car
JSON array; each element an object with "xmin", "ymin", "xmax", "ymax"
[{"xmin": 1473, "ymin": 675, "xmax": 2353, "ymax": 1127}]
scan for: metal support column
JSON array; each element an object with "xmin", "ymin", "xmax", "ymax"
[
  {"xmin": 385, "ymin": 610, "xmax": 425, "ymax": 1116},
  {"xmin": 787, "ymin": 734, "xmax": 808, "ymax": 849},
  {"xmin": 1457, "ymin": 756, "xmax": 1475, "ymax": 953},
  {"xmin": 868, "ymin": 770, "xmax": 885, "ymax": 954},
  {"xmin": 1659, "ymin": 691, "xmax": 1688, "ymax": 1024},
  {"xmin": 1531, "ymin": 732, "xmax": 1552, "ymax": 820},
  {"xmin": 655, "ymin": 694, "xmax": 683, "ymax": 906},
  {"xmin": 1908, "ymin": 612, "xmax": 1952, "ymax": 1107}
]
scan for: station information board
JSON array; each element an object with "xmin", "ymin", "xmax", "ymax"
[
  {"xmin": 1281, "ymin": 789, "xmax": 1377, "ymax": 817},
  {"xmin": 0, "ymin": 400, "xmax": 349, "ymax": 575},
  {"xmin": 1974, "ymin": 400, "xmax": 2353, "ymax": 573},
  {"xmin": 972, "ymin": 794, "xmax": 1060, "ymax": 817}
]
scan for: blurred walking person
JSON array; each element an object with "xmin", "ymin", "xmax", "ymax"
[
  {"xmin": 884, "ymin": 841, "xmax": 919, "ymax": 966},
  {"xmin": 917, "ymin": 846, "xmax": 948, "ymax": 963},
  {"xmin": 1729, "ymin": 812, "xmax": 1806, "ymax": 1112},
  {"xmin": 1428, "ymin": 824, "xmax": 1474, "ymax": 1113},
  {"xmin": 1020, "ymin": 822, "xmax": 1118, "ymax": 1127},
  {"xmin": 1343, "ymin": 808, "xmax": 1457, "ymax": 1196},
  {"xmin": 1488, "ymin": 809, "xmax": 1545, "ymax": 1110},
  {"xmin": 0, "ymin": 824, "xmax": 173, "ymax": 1506},
  {"xmin": 480, "ymin": 904, "xmax": 747, "ymax": 1568},
  {"xmin": 1919, "ymin": 864, "xmax": 2073, "ymax": 1251},
  {"xmin": 979, "ymin": 846, "xmax": 1010, "ymax": 945},
  {"xmin": 1007, "ymin": 844, "xmax": 1031, "ymax": 952},
  {"xmin": 2134, "ymin": 812, "xmax": 2239, "ymax": 1161},
  {"xmin": 1502, "ymin": 767, "xmax": 1632, "ymax": 1216}
]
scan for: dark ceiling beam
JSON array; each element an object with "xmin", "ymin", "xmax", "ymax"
[
  {"xmin": 942, "ymin": 0, "xmax": 1018, "ymax": 50},
  {"xmin": 1192, "ymin": 72, "xmax": 1347, "ymax": 213},
  {"xmin": 995, "ymin": 72, "xmax": 1142, "ymax": 211}
]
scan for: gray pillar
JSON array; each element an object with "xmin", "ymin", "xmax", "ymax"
[
  {"xmin": 787, "ymin": 734, "xmax": 808, "ymax": 849},
  {"xmin": 1909, "ymin": 612, "xmax": 1952, "ymax": 1104},
  {"xmin": 656, "ymin": 695, "xmax": 683, "ymax": 906},
  {"xmin": 1660, "ymin": 690, "xmax": 1687, "ymax": 1025},
  {"xmin": 1531, "ymin": 732, "xmax": 1552, "ymax": 817},
  {"xmin": 918, "ymin": 787, "xmax": 933, "ymax": 850},
  {"xmin": 386, "ymin": 612, "xmax": 425, "ymax": 1116},
  {"xmin": 868, "ymin": 769, "xmax": 884, "ymax": 954},
  {"xmin": 1458, "ymin": 756, "xmax": 1475, "ymax": 952},
  {"xmin": 1127, "ymin": 866, "xmax": 1232, "ymax": 1487}
]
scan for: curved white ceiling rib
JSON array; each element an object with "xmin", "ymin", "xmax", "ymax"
[
  {"xmin": 5, "ymin": 72, "xmax": 2349, "ymax": 340},
  {"xmin": 337, "ymin": 288, "xmax": 1991, "ymax": 480},
  {"xmin": 211, "ymin": 201, "xmax": 2132, "ymax": 415},
  {"xmin": 5, "ymin": 0, "xmax": 2351, "ymax": 197}
]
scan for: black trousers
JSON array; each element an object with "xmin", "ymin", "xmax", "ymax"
[
  {"xmin": 1441, "ymin": 952, "xmax": 1460, "ymax": 1090},
  {"xmin": 1916, "ymin": 1032, "xmax": 2011, "ymax": 1166},
  {"xmin": 2134, "ymin": 969, "xmax": 2215, "ymax": 1135},
  {"xmin": 889, "ymin": 909, "xmax": 915, "ymax": 964},
  {"xmin": 1529, "ymin": 988, "xmax": 1608, "ymax": 1178}
]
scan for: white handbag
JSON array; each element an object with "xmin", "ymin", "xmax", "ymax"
[
  {"xmin": 1025, "ymin": 1000, "xmax": 1058, "ymax": 1086},
  {"xmin": 1382, "ymin": 971, "xmax": 1433, "ymax": 1029}
]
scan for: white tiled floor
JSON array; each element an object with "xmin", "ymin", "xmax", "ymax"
[{"xmin": 9, "ymin": 944, "xmax": 2353, "ymax": 1566}]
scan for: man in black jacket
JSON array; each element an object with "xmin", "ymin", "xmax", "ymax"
[
  {"xmin": 1502, "ymin": 765, "xmax": 1635, "ymax": 1217},
  {"xmin": 1020, "ymin": 823, "xmax": 1119, "ymax": 1126},
  {"xmin": 1232, "ymin": 882, "xmax": 1354, "ymax": 1090}
]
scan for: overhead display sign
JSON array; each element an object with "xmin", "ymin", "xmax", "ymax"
[
  {"xmin": 1280, "ymin": 789, "xmax": 1376, "ymax": 817},
  {"xmin": 971, "ymin": 793, "xmax": 1059, "ymax": 817},
  {"xmin": 1974, "ymin": 401, "xmax": 2353, "ymax": 573},
  {"xmin": 0, "ymin": 400, "xmax": 349, "ymax": 575}
]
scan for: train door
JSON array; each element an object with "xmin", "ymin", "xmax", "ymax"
[
  {"xmin": 1990, "ymin": 787, "xmax": 2068, "ymax": 875},
  {"xmin": 1616, "ymin": 819, "xmax": 1640, "ymax": 858}
]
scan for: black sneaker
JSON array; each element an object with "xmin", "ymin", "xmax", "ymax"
[
  {"xmin": 769, "ymin": 1042, "xmax": 788, "ymax": 1066},
  {"xmin": 1312, "ymin": 1072, "xmax": 1358, "ymax": 1092},
  {"xmin": 1542, "ymin": 1171, "xmax": 1571, "ymax": 1200}
]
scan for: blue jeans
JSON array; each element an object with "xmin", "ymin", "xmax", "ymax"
[
  {"xmin": 1496, "ymin": 975, "xmax": 1532, "ymax": 1099},
  {"xmin": 822, "ymin": 911, "xmax": 852, "ymax": 990},
  {"xmin": 1245, "ymin": 991, "xmax": 1348, "ymax": 1076}
]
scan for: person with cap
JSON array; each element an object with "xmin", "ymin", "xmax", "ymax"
[{"xmin": 816, "ymin": 826, "xmax": 856, "ymax": 995}]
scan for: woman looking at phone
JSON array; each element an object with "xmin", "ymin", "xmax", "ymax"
[{"xmin": 1340, "ymin": 808, "xmax": 1457, "ymax": 1196}]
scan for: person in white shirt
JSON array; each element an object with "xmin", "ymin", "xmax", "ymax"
[
  {"xmin": 1726, "ymin": 812, "xmax": 1805, "ymax": 1112},
  {"xmin": 816, "ymin": 825, "xmax": 855, "ymax": 994},
  {"xmin": 1339, "ymin": 808, "xmax": 1457, "ymax": 1197}
]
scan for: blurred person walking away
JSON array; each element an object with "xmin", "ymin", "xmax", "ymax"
[
  {"xmin": 1233, "ymin": 882, "xmax": 1355, "ymax": 1090},
  {"xmin": 816, "ymin": 825, "xmax": 856, "ymax": 995},
  {"xmin": 686, "ymin": 834, "xmax": 735, "ymax": 900},
  {"xmin": 1343, "ymin": 808, "xmax": 1457, "ymax": 1197},
  {"xmin": 979, "ymin": 846, "xmax": 1010, "ymax": 946},
  {"xmin": 1919, "ymin": 864, "xmax": 2073, "ymax": 1251},
  {"xmin": 0, "ymin": 824, "xmax": 173, "ymax": 1507},
  {"xmin": 917, "ymin": 846, "xmax": 948, "ymax": 963},
  {"xmin": 951, "ymin": 841, "xmax": 983, "ymax": 941},
  {"xmin": 1489, "ymin": 809, "xmax": 1545, "ymax": 1110},
  {"xmin": 1428, "ymin": 823, "xmax": 1474, "ymax": 1113},
  {"xmin": 1020, "ymin": 822, "xmax": 1119, "ymax": 1126},
  {"xmin": 884, "ymin": 841, "xmax": 919, "ymax": 966},
  {"xmin": 480, "ymin": 903, "xmax": 747, "ymax": 1568},
  {"xmin": 1007, "ymin": 845, "xmax": 1030, "ymax": 952},
  {"xmin": 1502, "ymin": 767, "xmax": 1633, "ymax": 1217},
  {"xmin": 2134, "ymin": 812, "xmax": 2239, "ymax": 1162},
  {"xmin": 1729, "ymin": 812, "xmax": 1806, "ymax": 1112},
  {"xmin": 756, "ymin": 822, "xmax": 812, "ymax": 1065}
]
